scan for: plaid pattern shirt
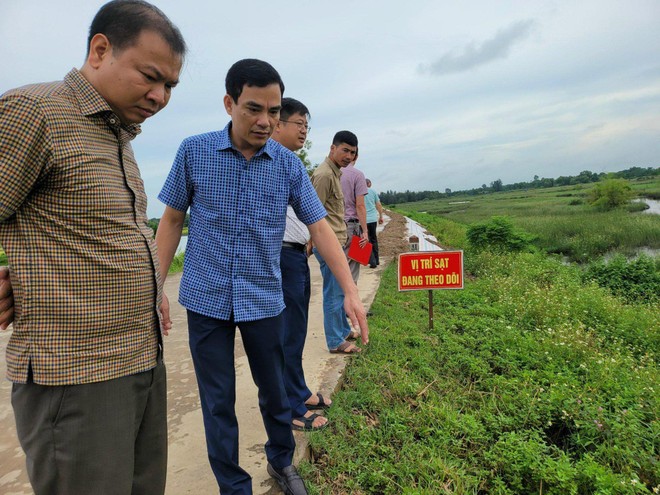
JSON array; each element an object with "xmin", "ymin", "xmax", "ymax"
[
  {"xmin": 0, "ymin": 69, "xmax": 161, "ymax": 385},
  {"xmin": 158, "ymin": 124, "xmax": 327, "ymax": 322}
]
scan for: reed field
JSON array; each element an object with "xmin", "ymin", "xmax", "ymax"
[{"xmin": 391, "ymin": 178, "xmax": 660, "ymax": 263}]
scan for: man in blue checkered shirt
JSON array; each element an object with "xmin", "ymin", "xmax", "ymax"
[{"xmin": 155, "ymin": 59, "xmax": 368, "ymax": 495}]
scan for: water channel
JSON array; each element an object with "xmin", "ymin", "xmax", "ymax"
[
  {"xmin": 176, "ymin": 235, "xmax": 188, "ymax": 253},
  {"xmin": 637, "ymin": 198, "xmax": 660, "ymax": 215}
]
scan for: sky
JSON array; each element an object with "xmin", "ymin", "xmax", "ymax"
[{"xmin": 2, "ymin": 0, "xmax": 659, "ymax": 218}]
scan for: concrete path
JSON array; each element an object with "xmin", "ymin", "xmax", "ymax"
[{"xmin": 0, "ymin": 221, "xmax": 389, "ymax": 495}]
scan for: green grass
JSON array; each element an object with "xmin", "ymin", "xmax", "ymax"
[
  {"xmin": 392, "ymin": 178, "xmax": 660, "ymax": 262},
  {"xmin": 302, "ymin": 246, "xmax": 659, "ymax": 494},
  {"xmin": 168, "ymin": 251, "xmax": 185, "ymax": 274}
]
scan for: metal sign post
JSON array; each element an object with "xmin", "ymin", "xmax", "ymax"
[{"xmin": 428, "ymin": 290, "xmax": 433, "ymax": 330}]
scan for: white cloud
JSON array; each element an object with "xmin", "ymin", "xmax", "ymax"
[{"xmin": 419, "ymin": 19, "xmax": 536, "ymax": 76}]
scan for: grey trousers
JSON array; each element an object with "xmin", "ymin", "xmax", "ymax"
[
  {"xmin": 11, "ymin": 360, "xmax": 167, "ymax": 495},
  {"xmin": 344, "ymin": 221, "xmax": 362, "ymax": 284}
]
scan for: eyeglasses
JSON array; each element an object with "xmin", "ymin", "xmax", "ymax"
[{"xmin": 280, "ymin": 120, "xmax": 311, "ymax": 132}]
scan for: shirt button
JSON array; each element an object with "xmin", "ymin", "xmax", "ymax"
[{"xmin": 109, "ymin": 118, "xmax": 116, "ymax": 125}]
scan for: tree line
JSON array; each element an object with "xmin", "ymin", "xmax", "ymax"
[{"xmin": 379, "ymin": 166, "xmax": 659, "ymax": 205}]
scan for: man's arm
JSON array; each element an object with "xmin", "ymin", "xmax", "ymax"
[
  {"xmin": 310, "ymin": 170, "xmax": 331, "ymax": 205},
  {"xmin": 154, "ymin": 206, "xmax": 186, "ymax": 335},
  {"xmin": 309, "ymin": 170, "xmax": 332, "ymax": 249},
  {"xmin": 355, "ymin": 194, "xmax": 368, "ymax": 245},
  {"xmin": 376, "ymin": 200, "xmax": 384, "ymax": 224},
  {"xmin": 0, "ymin": 96, "xmax": 48, "ymax": 330},
  {"xmin": 308, "ymin": 218, "xmax": 369, "ymax": 344},
  {"xmin": 0, "ymin": 266, "xmax": 14, "ymax": 331}
]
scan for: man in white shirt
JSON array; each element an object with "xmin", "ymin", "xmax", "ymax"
[{"xmin": 271, "ymin": 98, "xmax": 332, "ymax": 431}]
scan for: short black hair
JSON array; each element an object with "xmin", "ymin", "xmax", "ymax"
[
  {"xmin": 87, "ymin": 0, "xmax": 186, "ymax": 58},
  {"xmin": 280, "ymin": 97, "xmax": 310, "ymax": 121},
  {"xmin": 332, "ymin": 130, "xmax": 358, "ymax": 148},
  {"xmin": 225, "ymin": 59, "xmax": 285, "ymax": 103}
]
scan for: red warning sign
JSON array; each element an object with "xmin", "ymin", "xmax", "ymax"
[{"xmin": 398, "ymin": 251, "xmax": 464, "ymax": 291}]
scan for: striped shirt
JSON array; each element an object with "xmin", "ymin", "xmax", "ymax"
[
  {"xmin": 158, "ymin": 125, "xmax": 326, "ymax": 322},
  {"xmin": 0, "ymin": 69, "xmax": 161, "ymax": 385}
]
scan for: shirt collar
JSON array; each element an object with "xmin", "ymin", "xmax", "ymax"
[
  {"xmin": 324, "ymin": 156, "xmax": 343, "ymax": 177},
  {"xmin": 218, "ymin": 122, "xmax": 276, "ymax": 160},
  {"xmin": 64, "ymin": 68, "xmax": 141, "ymax": 139}
]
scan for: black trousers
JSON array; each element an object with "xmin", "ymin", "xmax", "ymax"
[
  {"xmin": 12, "ymin": 360, "xmax": 167, "ymax": 495},
  {"xmin": 367, "ymin": 221, "xmax": 380, "ymax": 266},
  {"xmin": 187, "ymin": 310, "xmax": 295, "ymax": 495},
  {"xmin": 281, "ymin": 245, "xmax": 313, "ymax": 418}
]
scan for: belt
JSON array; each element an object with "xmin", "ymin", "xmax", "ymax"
[{"xmin": 282, "ymin": 241, "xmax": 306, "ymax": 252}]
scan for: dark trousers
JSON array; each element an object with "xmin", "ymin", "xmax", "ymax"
[
  {"xmin": 11, "ymin": 361, "xmax": 167, "ymax": 495},
  {"xmin": 187, "ymin": 310, "xmax": 295, "ymax": 495},
  {"xmin": 281, "ymin": 245, "xmax": 313, "ymax": 418},
  {"xmin": 367, "ymin": 221, "xmax": 380, "ymax": 266}
]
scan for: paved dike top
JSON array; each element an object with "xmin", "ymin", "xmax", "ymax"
[{"xmin": 0, "ymin": 211, "xmax": 411, "ymax": 495}]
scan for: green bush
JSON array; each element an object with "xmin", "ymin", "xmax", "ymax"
[
  {"xmin": 466, "ymin": 216, "xmax": 535, "ymax": 253},
  {"xmin": 583, "ymin": 254, "xmax": 660, "ymax": 304},
  {"xmin": 588, "ymin": 179, "xmax": 634, "ymax": 210}
]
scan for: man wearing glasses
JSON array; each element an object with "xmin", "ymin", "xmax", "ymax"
[{"xmin": 272, "ymin": 98, "xmax": 332, "ymax": 432}]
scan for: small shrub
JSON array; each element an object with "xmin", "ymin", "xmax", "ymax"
[
  {"xmin": 588, "ymin": 179, "xmax": 634, "ymax": 210},
  {"xmin": 583, "ymin": 254, "xmax": 660, "ymax": 304},
  {"xmin": 466, "ymin": 216, "xmax": 535, "ymax": 253}
]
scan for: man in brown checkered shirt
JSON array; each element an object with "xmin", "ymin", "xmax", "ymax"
[{"xmin": 0, "ymin": 1, "xmax": 185, "ymax": 494}]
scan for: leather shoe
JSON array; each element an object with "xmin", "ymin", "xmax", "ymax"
[{"xmin": 267, "ymin": 463, "xmax": 308, "ymax": 495}]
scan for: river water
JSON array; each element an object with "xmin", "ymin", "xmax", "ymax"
[
  {"xmin": 176, "ymin": 235, "xmax": 188, "ymax": 253},
  {"xmin": 638, "ymin": 198, "xmax": 660, "ymax": 215}
]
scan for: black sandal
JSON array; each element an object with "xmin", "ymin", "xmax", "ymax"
[
  {"xmin": 291, "ymin": 412, "xmax": 328, "ymax": 431},
  {"xmin": 306, "ymin": 392, "xmax": 331, "ymax": 410}
]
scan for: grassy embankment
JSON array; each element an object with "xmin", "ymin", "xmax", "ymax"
[{"xmin": 302, "ymin": 181, "xmax": 659, "ymax": 494}]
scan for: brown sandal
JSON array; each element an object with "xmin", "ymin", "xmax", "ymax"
[
  {"xmin": 346, "ymin": 329, "xmax": 360, "ymax": 341},
  {"xmin": 330, "ymin": 341, "xmax": 361, "ymax": 354}
]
